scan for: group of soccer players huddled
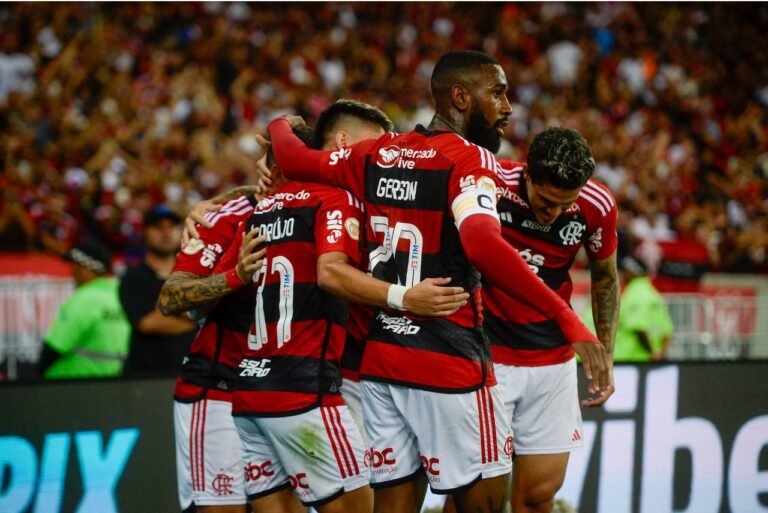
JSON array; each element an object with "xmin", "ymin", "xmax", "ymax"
[{"xmin": 157, "ymin": 50, "xmax": 618, "ymax": 513}]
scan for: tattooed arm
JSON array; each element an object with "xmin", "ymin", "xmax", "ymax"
[
  {"xmin": 582, "ymin": 251, "xmax": 619, "ymax": 407},
  {"xmin": 158, "ymin": 271, "xmax": 232, "ymax": 317},
  {"xmin": 589, "ymin": 252, "xmax": 619, "ymax": 354},
  {"xmin": 158, "ymin": 229, "xmax": 266, "ymax": 316}
]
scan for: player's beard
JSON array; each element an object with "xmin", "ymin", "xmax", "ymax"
[{"xmin": 466, "ymin": 103, "xmax": 502, "ymax": 154}]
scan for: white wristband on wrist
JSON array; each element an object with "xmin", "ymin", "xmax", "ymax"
[{"xmin": 387, "ymin": 284, "xmax": 409, "ymax": 310}]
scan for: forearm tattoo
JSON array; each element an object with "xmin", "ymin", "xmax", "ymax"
[
  {"xmin": 590, "ymin": 255, "xmax": 619, "ymax": 354},
  {"xmin": 157, "ymin": 271, "xmax": 231, "ymax": 316}
]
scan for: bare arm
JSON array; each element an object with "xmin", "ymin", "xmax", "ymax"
[
  {"xmin": 316, "ymin": 252, "xmax": 469, "ymax": 316},
  {"xmin": 159, "ymin": 230, "xmax": 266, "ymax": 316},
  {"xmin": 582, "ymin": 252, "xmax": 619, "ymax": 407},
  {"xmin": 588, "ymin": 253, "xmax": 619, "ymax": 354},
  {"xmin": 158, "ymin": 271, "xmax": 233, "ymax": 317},
  {"xmin": 137, "ymin": 308, "xmax": 196, "ymax": 335}
]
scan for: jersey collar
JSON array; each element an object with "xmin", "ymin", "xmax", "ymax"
[{"xmin": 414, "ymin": 124, "xmax": 451, "ymax": 137}]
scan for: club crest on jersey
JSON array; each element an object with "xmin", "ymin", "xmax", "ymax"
[
  {"xmin": 345, "ymin": 217, "xmax": 360, "ymax": 241},
  {"xmin": 559, "ymin": 221, "xmax": 586, "ymax": 245},
  {"xmin": 589, "ymin": 227, "xmax": 603, "ymax": 252},
  {"xmin": 182, "ymin": 237, "xmax": 205, "ymax": 255},
  {"xmin": 377, "ymin": 312, "xmax": 420, "ymax": 335}
]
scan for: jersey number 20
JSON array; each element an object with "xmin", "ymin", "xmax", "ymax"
[{"xmin": 369, "ymin": 215, "xmax": 424, "ymax": 287}]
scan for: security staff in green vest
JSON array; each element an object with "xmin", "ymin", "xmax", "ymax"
[
  {"xmin": 584, "ymin": 255, "xmax": 674, "ymax": 362},
  {"xmin": 37, "ymin": 240, "xmax": 131, "ymax": 379}
]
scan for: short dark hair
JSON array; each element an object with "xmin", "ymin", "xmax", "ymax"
[
  {"xmin": 430, "ymin": 50, "xmax": 500, "ymax": 100},
  {"xmin": 527, "ymin": 127, "xmax": 596, "ymax": 189},
  {"xmin": 312, "ymin": 99, "xmax": 393, "ymax": 150},
  {"xmin": 266, "ymin": 124, "xmax": 315, "ymax": 168}
]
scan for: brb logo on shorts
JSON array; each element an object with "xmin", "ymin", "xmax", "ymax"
[
  {"xmin": 419, "ymin": 454, "xmax": 440, "ymax": 476},
  {"xmin": 212, "ymin": 473, "xmax": 234, "ymax": 495},
  {"xmin": 245, "ymin": 460, "xmax": 274, "ymax": 482},
  {"xmin": 364, "ymin": 447, "xmax": 396, "ymax": 468},
  {"xmin": 289, "ymin": 472, "xmax": 309, "ymax": 490}
]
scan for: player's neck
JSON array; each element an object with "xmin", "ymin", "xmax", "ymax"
[
  {"xmin": 264, "ymin": 172, "xmax": 289, "ymax": 197},
  {"xmin": 428, "ymin": 112, "xmax": 467, "ymax": 138}
]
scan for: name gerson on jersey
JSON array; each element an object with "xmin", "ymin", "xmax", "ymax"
[{"xmin": 308, "ymin": 125, "xmax": 504, "ymax": 393}]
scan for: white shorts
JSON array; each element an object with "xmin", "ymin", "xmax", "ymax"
[
  {"xmin": 234, "ymin": 405, "xmax": 369, "ymax": 506},
  {"xmin": 341, "ymin": 378, "xmax": 365, "ymax": 444},
  {"xmin": 361, "ymin": 381, "xmax": 512, "ymax": 493},
  {"xmin": 174, "ymin": 399, "xmax": 246, "ymax": 509},
  {"xmin": 494, "ymin": 358, "xmax": 584, "ymax": 455}
]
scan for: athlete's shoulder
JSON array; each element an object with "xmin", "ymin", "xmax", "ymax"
[
  {"xmin": 437, "ymin": 135, "xmax": 500, "ymax": 177},
  {"xmin": 305, "ymin": 182, "xmax": 363, "ymax": 210},
  {"xmin": 203, "ymin": 195, "xmax": 258, "ymax": 229},
  {"xmin": 496, "ymin": 160, "xmax": 525, "ymax": 188},
  {"xmin": 577, "ymin": 178, "xmax": 617, "ymax": 218}
]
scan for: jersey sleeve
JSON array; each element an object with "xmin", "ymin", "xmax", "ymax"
[
  {"xmin": 582, "ymin": 182, "xmax": 618, "ymax": 260},
  {"xmin": 44, "ymin": 295, "xmax": 87, "ymax": 355},
  {"xmin": 447, "ymin": 141, "xmax": 501, "ymax": 229},
  {"xmin": 173, "ymin": 197, "xmax": 253, "ymax": 276},
  {"xmin": 213, "ymin": 221, "xmax": 247, "ymax": 273},
  {"xmin": 267, "ymin": 118, "xmax": 376, "ymax": 199},
  {"xmin": 313, "ymin": 188, "xmax": 364, "ymax": 267}
]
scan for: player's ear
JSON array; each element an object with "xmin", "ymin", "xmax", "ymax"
[
  {"xmin": 335, "ymin": 130, "xmax": 349, "ymax": 148},
  {"xmin": 451, "ymin": 84, "xmax": 471, "ymax": 112}
]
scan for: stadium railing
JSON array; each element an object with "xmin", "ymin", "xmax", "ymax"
[{"xmin": 1, "ymin": 275, "xmax": 767, "ymax": 381}]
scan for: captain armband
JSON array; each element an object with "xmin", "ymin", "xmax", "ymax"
[{"xmin": 451, "ymin": 188, "xmax": 499, "ymax": 230}]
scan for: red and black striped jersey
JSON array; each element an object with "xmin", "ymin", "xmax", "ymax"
[
  {"xmin": 284, "ymin": 125, "xmax": 503, "ymax": 393},
  {"xmin": 341, "ymin": 303, "xmax": 372, "ymax": 382},
  {"xmin": 172, "ymin": 195, "xmax": 258, "ymax": 403},
  {"xmin": 485, "ymin": 161, "xmax": 618, "ymax": 366},
  {"xmin": 232, "ymin": 181, "xmax": 363, "ymax": 416}
]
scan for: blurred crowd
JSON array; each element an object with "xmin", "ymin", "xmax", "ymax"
[{"xmin": 1, "ymin": 2, "xmax": 767, "ymax": 274}]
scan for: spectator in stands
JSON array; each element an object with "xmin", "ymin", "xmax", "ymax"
[
  {"xmin": 119, "ymin": 206, "xmax": 195, "ymax": 376},
  {"xmin": 587, "ymin": 255, "xmax": 674, "ymax": 362},
  {"xmin": 37, "ymin": 240, "xmax": 130, "ymax": 379},
  {"xmin": 1, "ymin": 3, "xmax": 766, "ymax": 281},
  {"xmin": 0, "ymin": 183, "xmax": 35, "ymax": 251},
  {"xmin": 28, "ymin": 190, "xmax": 79, "ymax": 256}
]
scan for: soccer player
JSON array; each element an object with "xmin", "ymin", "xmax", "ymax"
[
  {"xmin": 230, "ymin": 126, "xmax": 467, "ymax": 513},
  {"xmin": 161, "ymin": 102, "xmax": 463, "ymax": 513},
  {"xmin": 487, "ymin": 127, "xmax": 618, "ymax": 513},
  {"xmin": 267, "ymin": 50, "xmax": 609, "ymax": 513}
]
